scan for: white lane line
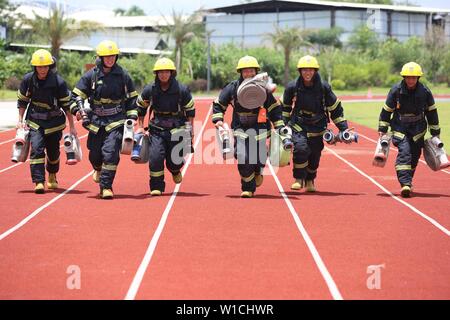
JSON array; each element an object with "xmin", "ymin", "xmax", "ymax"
[
  {"xmin": 0, "ymin": 133, "xmax": 88, "ymax": 174},
  {"xmin": 0, "ymin": 138, "xmax": 16, "ymax": 146},
  {"xmin": 269, "ymin": 163, "xmax": 344, "ymax": 300},
  {"xmin": 358, "ymin": 132, "xmax": 450, "ymax": 175},
  {"xmin": 125, "ymin": 107, "xmax": 212, "ymax": 300},
  {"xmin": 326, "ymin": 146, "xmax": 450, "ymax": 237},
  {"xmin": 0, "ymin": 170, "xmax": 94, "ymax": 241}
]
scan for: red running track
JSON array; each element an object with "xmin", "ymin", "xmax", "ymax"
[{"xmin": 0, "ymin": 100, "xmax": 448, "ymax": 299}]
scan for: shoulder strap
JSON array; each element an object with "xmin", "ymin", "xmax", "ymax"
[{"xmin": 396, "ymin": 86, "xmax": 401, "ymax": 110}]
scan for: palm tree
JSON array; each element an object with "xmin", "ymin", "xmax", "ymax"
[
  {"xmin": 20, "ymin": 6, "xmax": 101, "ymax": 59},
  {"xmin": 159, "ymin": 10, "xmax": 205, "ymax": 74},
  {"xmin": 265, "ymin": 26, "xmax": 310, "ymax": 86}
]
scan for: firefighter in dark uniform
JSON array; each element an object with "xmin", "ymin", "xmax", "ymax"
[
  {"xmin": 378, "ymin": 62, "xmax": 440, "ymax": 198},
  {"xmin": 211, "ymin": 56, "xmax": 284, "ymax": 198},
  {"xmin": 69, "ymin": 40, "xmax": 138, "ymax": 199},
  {"xmin": 17, "ymin": 49, "xmax": 75, "ymax": 193},
  {"xmin": 282, "ymin": 55, "xmax": 349, "ymax": 192},
  {"xmin": 136, "ymin": 58, "xmax": 195, "ymax": 196}
]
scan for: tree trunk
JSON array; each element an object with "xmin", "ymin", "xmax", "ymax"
[{"xmin": 283, "ymin": 48, "xmax": 290, "ymax": 87}]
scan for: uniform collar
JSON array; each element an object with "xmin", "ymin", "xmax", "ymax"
[
  {"xmin": 400, "ymin": 79, "xmax": 422, "ymax": 94},
  {"xmin": 297, "ymin": 72, "xmax": 322, "ymax": 91},
  {"xmin": 97, "ymin": 64, "xmax": 122, "ymax": 78},
  {"xmin": 156, "ymin": 77, "xmax": 179, "ymax": 94},
  {"xmin": 34, "ymin": 71, "xmax": 58, "ymax": 88}
]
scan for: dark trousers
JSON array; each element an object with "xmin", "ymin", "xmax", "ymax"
[
  {"xmin": 87, "ymin": 127, "xmax": 123, "ymax": 190},
  {"xmin": 29, "ymin": 128, "xmax": 62, "ymax": 183},
  {"xmin": 234, "ymin": 129, "xmax": 268, "ymax": 192},
  {"xmin": 292, "ymin": 130, "xmax": 324, "ymax": 181},
  {"xmin": 393, "ymin": 135, "xmax": 423, "ymax": 187},
  {"xmin": 148, "ymin": 128, "xmax": 187, "ymax": 192}
]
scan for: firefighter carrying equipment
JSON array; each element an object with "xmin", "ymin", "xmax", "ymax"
[
  {"xmin": 63, "ymin": 133, "xmax": 82, "ymax": 165},
  {"xmin": 373, "ymin": 134, "xmax": 391, "ymax": 168},
  {"xmin": 237, "ymin": 72, "xmax": 275, "ymax": 110},
  {"xmin": 423, "ymin": 136, "xmax": 450, "ymax": 171},
  {"xmin": 121, "ymin": 119, "xmax": 135, "ymax": 154},
  {"xmin": 11, "ymin": 126, "xmax": 30, "ymax": 163}
]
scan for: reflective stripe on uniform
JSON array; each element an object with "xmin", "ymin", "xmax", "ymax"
[
  {"xmin": 392, "ymin": 131, "xmax": 405, "ymax": 139},
  {"xmin": 137, "ymin": 96, "xmax": 150, "ymax": 108},
  {"xmin": 282, "ymin": 111, "xmax": 291, "ymax": 118},
  {"xmin": 292, "ymin": 124, "xmax": 302, "ymax": 132},
  {"xmin": 214, "ymin": 99, "xmax": 227, "ymax": 111},
  {"xmin": 413, "ymin": 129, "xmax": 427, "ymax": 142},
  {"xmin": 273, "ymin": 120, "xmax": 284, "ymax": 128},
  {"xmin": 73, "ymin": 88, "xmax": 88, "ymax": 100},
  {"xmin": 27, "ymin": 120, "xmax": 40, "ymax": 131},
  {"xmin": 294, "ymin": 161, "xmax": 308, "ymax": 169},
  {"xmin": 102, "ymin": 164, "xmax": 117, "ymax": 171},
  {"xmin": 33, "ymin": 101, "xmax": 51, "ymax": 110},
  {"xmin": 128, "ymin": 91, "xmax": 138, "ymax": 98},
  {"xmin": 17, "ymin": 91, "xmax": 30, "ymax": 102},
  {"xmin": 429, "ymin": 124, "xmax": 440, "ymax": 131},
  {"xmin": 241, "ymin": 173, "xmax": 255, "ymax": 183},
  {"xmin": 327, "ymin": 99, "xmax": 340, "ymax": 112},
  {"xmin": 126, "ymin": 110, "xmax": 138, "ymax": 117},
  {"xmin": 212, "ymin": 113, "xmax": 224, "ymax": 120},
  {"xmin": 45, "ymin": 124, "xmax": 66, "ymax": 135},
  {"xmin": 93, "ymin": 98, "xmax": 122, "ymax": 105},
  {"xmin": 332, "ymin": 116, "xmax": 346, "ymax": 124},
  {"xmin": 183, "ymin": 99, "xmax": 195, "ymax": 111},
  {"xmin": 396, "ymin": 164, "xmax": 412, "ymax": 171},
  {"xmin": 307, "ymin": 130, "xmax": 326, "ymax": 138},
  {"xmin": 150, "ymin": 170, "xmax": 164, "ymax": 177},
  {"xmin": 105, "ymin": 119, "xmax": 125, "ymax": 132},
  {"xmin": 170, "ymin": 126, "xmax": 186, "ymax": 135},
  {"xmin": 86, "ymin": 124, "xmax": 100, "ymax": 134},
  {"xmin": 379, "ymin": 121, "xmax": 390, "ymax": 127},
  {"xmin": 383, "ymin": 104, "xmax": 394, "ymax": 112},
  {"xmin": 427, "ymin": 104, "xmax": 437, "ymax": 111},
  {"xmin": 30, "ymin": 158, "xmax": 45, "ymax": 165},
  {"xmin": 267, "ymin": 102, "xmax": 279, "ymax": 113},
  {"xmin": 306, "ymin": 167, "xmax": 317, "ymax": 174},
  {"xmin": 47, "ymin": 157, "xmax": 60, "ymax": 165}
]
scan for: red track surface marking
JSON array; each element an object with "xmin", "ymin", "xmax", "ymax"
[
  {"xmin": 0, "ymin": 100, "xmax": 449, "ymax": 299},
  {"xmin": 272, "ymin": 127, "xmax": 450, "ymax": 299},
  {"xmin": 0, "ymin": 102, "xmax": 209, "ymax": 299},
  {"xmin": 130, "ymin": 108, "xmax": 337, "ymax": 300}
]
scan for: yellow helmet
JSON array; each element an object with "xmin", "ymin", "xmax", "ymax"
[
  {"xmin": 236, "ymin": 55, "xmax": 260, "ymax": 72},
  {"xmin": 297, "ymin": 55, "xmax": 320, "ymax": 69},
  {"xmin": 400, "ymin": 62, "xmax": 423, "ymax": 77},
  {"xmin": 96, "ymin": 40, "xmax": 120, "ymax": 57},
  {"xmin": 31, "ymin": 49, "xmax": 53, "ymax": 66},
  {"xmin": 153, "ymin": 58, "xmax": 176, "ymax": 72}
]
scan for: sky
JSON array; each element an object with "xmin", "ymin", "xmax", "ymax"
[{"xmin": 15, "ymin": 0, "xmax": 450, "ymax": 15}]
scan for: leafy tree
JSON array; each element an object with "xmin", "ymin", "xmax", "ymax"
[{"xmin": 265, "ymin": 25, "xmax": 310, "ymax": 86}]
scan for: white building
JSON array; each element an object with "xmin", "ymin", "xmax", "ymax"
[{"xmin": 204, "ymin": 0, "xmax": 450, "ymax": 47}]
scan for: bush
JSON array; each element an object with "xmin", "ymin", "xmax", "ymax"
[
  {"xmin": 384, "ymin": 74, "xmax": 402, "ymax": 87},
  {"xmin": 331, "ymin": 79, "xmax": 346, "ymax": 90},
  {"xmin": 333, "ymin": 63, "xmax": 369, "ymax": 89},
  {"xmin": 188, "ymin": 79, "xmax": 207, "ymax": 92},
  {"xmin": 4, "ymin": 76, "xmax": 21, "ymax": 90}
]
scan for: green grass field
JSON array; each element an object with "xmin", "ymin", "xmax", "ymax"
[
  {"xmin": 0, "ymin": 89, "xmax": 17, "ymax": 101},
  {"xmin": 344, "ymin": 101, "xmax": 450, "ymax": 147}
]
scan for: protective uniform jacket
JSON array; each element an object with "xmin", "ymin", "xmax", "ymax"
[
  {"xmin": 70, "ymin": 64, "xmax": 138, "ymax": 133},
  {"xmin": 17, "ymin": 71, "xmax": 71, "ymax": 134},
  {"xmin": 378, "ymin": 80, "xmax": 440, "ymax": 140}
]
